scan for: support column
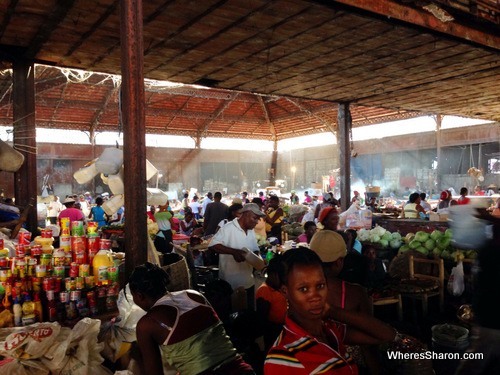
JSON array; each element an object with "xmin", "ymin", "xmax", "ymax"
[
  {"xmin": 13, "ymin": 60, "xmax": 37, "ymax": 233},
  {"xmin": 337, "ymin": 103, "xmax": 351, "ymax": 212},
  {"xmin": 270, "ymin": 141, "xmax": 278, "ymax": 186},
  {"xmin": 120, "ymin": 0, "xmax": 147, "ymax": 278},
  {"xmin": 435, "ymin": 115, "xmax": 442, "ymax": 191}
]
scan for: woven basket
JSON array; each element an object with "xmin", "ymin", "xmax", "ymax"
[{"xmin": 162, "ymin": 253, "xmax": 191, "ymax": 292}]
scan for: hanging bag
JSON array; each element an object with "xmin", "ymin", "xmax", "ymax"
[{"xmin": 447, "ymin": 261, "xmax": 465, "ymax": 296}]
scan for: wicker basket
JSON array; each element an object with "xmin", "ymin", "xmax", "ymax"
[{"xmin": 162, "ymin": 253, "xmax": 191, "ymax": 292}]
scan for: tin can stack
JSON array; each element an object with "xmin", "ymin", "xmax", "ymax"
[{"xmin": 0, "ymin": 223, "xmax": 122, "ymax": 327}]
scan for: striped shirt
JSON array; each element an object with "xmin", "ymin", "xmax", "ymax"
[{"xmin": 264, "ymin": 316, "xmax": 358, "ymax": 374}]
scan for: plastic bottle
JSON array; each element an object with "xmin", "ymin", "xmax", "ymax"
[
  {"xmin": 92, "ymin": 249, "xmax": 114, "ymax": 285},
  {"xmin": 46, "ymin": 290, "xmax": 57, "ymax": 322},
  {"xmin": 33, "ymin": 293, "xmax": 43, "ymax": 322},
  {"xmin": 13, "ymin": 297, "xmax": 22, "ymax": 326},
  {"xmin": 21, "ymin": 294, "xmax": 35, "ymax": 326}
]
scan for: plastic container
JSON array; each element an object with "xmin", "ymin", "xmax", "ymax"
[
  {"xmin": 95, "ymin": 147, "xmax": 123, "ymax": 175},
  {"xmin": 146, "ymin": 188, "xmax": 169, "ymax": 206},
  {"xmin": 108, "ymin": 173, "xmax": 125, "ymax": 195},
  {"xmin": 242, "ymin": 247, "xmax": 265, "ymax": 271},
  {"xmin": 92, "ymin": 249, "xmax": 114, "ymax": 285},
  {"xmin": 102, "ymin": 194, "xmax": 124, "ymax": 216},
  {"xmin": 73, "ymin": 162, "xmax": 99, "ymax": 184}
]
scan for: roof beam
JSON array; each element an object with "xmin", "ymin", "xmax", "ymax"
[
  {"xmin": 286, "ymin": 98, "xmax": 337, "ymax": 135},
  {"xmin": 331, "ymin": 0, "xmax": 500, "ymax": 50},
  {"xmin": 258, "ymin": 96, "xmax": 277, "ymax": 142}
]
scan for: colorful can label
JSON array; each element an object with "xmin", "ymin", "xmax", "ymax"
[
  {"xmin": 0, "ymin": 257, "xmax": 7, "ymax": 268},
  {"xmin": 43, "ymin": 277, "xmax": 55, "ymax": 291},
  {"xmin": 69, "ymin": 263, "xmax": 79, "ymax": 278},
  {"xmin": 53, "ymin": 265, "xmax": 66, "ymax": 277},
  {"xmin": 18, "ymin": 231, "xmax": 31, "ymax": 245},
  {"xmin": 41, "ymin": 228, "xmax": 53, "ymax": 238},
  {"xmin": 79, "ymin": 264, "xmax": 90, "ymax": 277},
  {"xmin": 97, "ymin": 266, "xmax": 108, "ymax": 282},
  {"xmin": 65, "ymin": 277, "xmax": 76, "ymax": 291},
  {"xmin": 75, "ymin": 276, "xmax": 84, "ymax": 290},
  {"xmin": 100, "ymin": 239, "xmax": 112, "ymax": 250},
  {"xmin": 0, "ymin": 269, "xmax": 9, "ymax": 282},
  {"xmin": 35, "ymin": 264, "xmax": 47, "ymax": 278},
  {"xmin": 71, "ymin": 221, "xmax": 84, "ymax": 236},
  {"xmin": 40, "ymin": 254, "xmax": 52, "ymax": 266},
  {"xmin": 107, "ymin": 266, "xmax": 118, "ymax": 283},
  {"xmin": 32, "ymin": 277, "xmax": 41, "ymax": 293},
  {"xmin": 60, "ymin": 236, "xmax": 71, "ymax": 252},
  {"xmin": 15, "ymin": 244, "xmax": 25, "ymax": 257},
  {"xmin": 60, "ymin": 218, "xmax": 70, "ymax": 236},
  {"xmin": 30, "ymin": 245, "xmax": 42, "ymax": 257}
]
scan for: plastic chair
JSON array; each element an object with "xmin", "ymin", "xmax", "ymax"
[{"xmin": 403, "ymin": 255, "xmax": 445, "ymax": 316}]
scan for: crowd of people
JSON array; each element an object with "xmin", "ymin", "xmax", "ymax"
[{"xmin": 44, "ymin": 192, "xmax": 124, "ymax": 228}]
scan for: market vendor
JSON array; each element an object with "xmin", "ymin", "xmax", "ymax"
[
  {"xmin": 402, "ymin": 192, "xmax": 426, "ymax": 219},
  {"xmin": 265, "ymin": 195, "xmax": 284, "ymax": 242}
]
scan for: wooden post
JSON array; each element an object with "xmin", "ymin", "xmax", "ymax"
[
  {"xmin": 270, "ymin": 141, "xmax": 278, "ymax": 186},
  {"xmin": 13, "ymin": 60, "xmax": 37, "ymax": 233},
  {"xmin": 120, "ymin": 0, "xmax": 148, "ymax": 279},
  {"xmin": 338, "ymin": 103, "xmax": 351, "ymax": 212},
  {"xmin": 435, "ymin": 115, "xmax": 442, "ymax": 191}
]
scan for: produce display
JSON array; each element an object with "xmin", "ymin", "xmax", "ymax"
[
  {"xmin": 357, "ymin": 225, "xmax": 403, "ymax": 250},
  {"xmin": 357, "ymin": 225, "xmax": 477, "ymax": 261},
  {"xmin": 0, "ymin": 219, "xmax": 121, "ymax": 329}
]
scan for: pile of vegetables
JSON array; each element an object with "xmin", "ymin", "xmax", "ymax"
[
  {"xmin": 357, "ymin": 225, "xmax": 403, "ymax": 250},
  {"xmin": 397, "ymin": 229, "xmax": 476, "ymax": 261},
  {"xmin": 282, "ymin": 223, "xmax": 304, "ymax": 237}
]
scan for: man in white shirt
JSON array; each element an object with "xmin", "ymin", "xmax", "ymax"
[
  {"xmin": 189, "ymin": 195, "xmax": 202, "ymax": 219},
  {"xmin": 201, "ymin": 192, "xmax": 213, "ymax": 217},
  {"xmin": 209, "ymin": 203, "xmax": 265, "ymax": 310},
  {"xmin": 46, "ymin": 195, "xmax": 62, "ymax": 224}
]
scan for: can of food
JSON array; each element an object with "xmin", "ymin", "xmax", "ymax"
[
  {"xmin": 16, "ymin": 258, "xmax": 26, "ymax": 278},
  {"xmin": 18, "ymin": 231, "xmax": 31, "ymax": 245},
  {"xmin": 97, "ymin": 266, "xmax": 108, "ymax": 283},
  {"xmin": 35, "ymin": 264, "xmax": 47, "ymax": 278},
  {"xmin": 0, "ymin": 238, "xmax": 3, "ymax": 249},
  {"xmin": 71, "ymin": 221, "xmax": 84, "ymax": 236},
  {"xmin": 84, "ymin": 276, "xmax": 95, "ymax": 289},
  {"xmin": 40, "ymin": 253, "xmax": 52, "ymax": 266},
  {"xmin": 71, "ymin": 236, "xmax": 86, "ymax": 253},
  {"xmin": 107, "ymin": 266, "xmax": 118, "ymax": 283},
  {"xmin": 30, "ymin": 245, "xmax": 42, "ymax": 258},
  {"xmin": 0, "ymin": 257, "xmax": 8, "ymax": 268},
  {"xmin": 59, "ymin": 291, "xmax": 69, "ymax": 303},
  {"xmin": 69, "ymin": 262, "xmax": 79, "ymax": 278},
  {"xmin": 97, "ymin": 286, "xmax": 107, "ymax": 298},
  {"xmin": 15, "ymin": 244, "xmax": 25, "ymax": 257},
  {"xmin": 75, "ymin": 276, "xmax": 84, "ymax": 290},
  {"xmin": 87, "ymin": 221, "xmax": 98, "ymax": 236},
  {"xmin": 60, "ymin": 236, "xmax": 71, "ymax": 252},
  {"xmin": 79, "ymin": 264, "xmax": 90, "ymax": 277},
  {"xmin": 65, "ymin": 277, "xmax": 76, "ymax": 291},
  {"xmin": 43, "ymin": 277, "xmax": 55, "ymax": 291},
  {"xmin": 65, "ymin": 252, "xmax": 72, "ymax": 266},
  {"xmin": 60, "ymin": 217, "xmax": 70, "ymax": 236},
  {"xmin": 32, "ymin": 276, "xmax": 41, "ymax": 292},
  {"xmin": 70, "ymin": 290, "xmax": 81, "ymax": 301},
  {"xmin": 52, "ymin": 250, "xmax": 66, "ymax": 267},
  {"xmin": 41, "ymin": 228, "xmax": 53, "ymax": 238},
  {"xmin": 53, "ymin": 265, "xmax": 65, "ymax": 278},
  {"xmin": 87, "ymin": 236, "xmax": 100, "ymax": 252},
  {"xmin": 0, "ymin": 269, "xmax": 10, "ymax": 282},
  {"xmin": 73, "ymin": 249, "xmax": 87, "ymax": 264}
]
